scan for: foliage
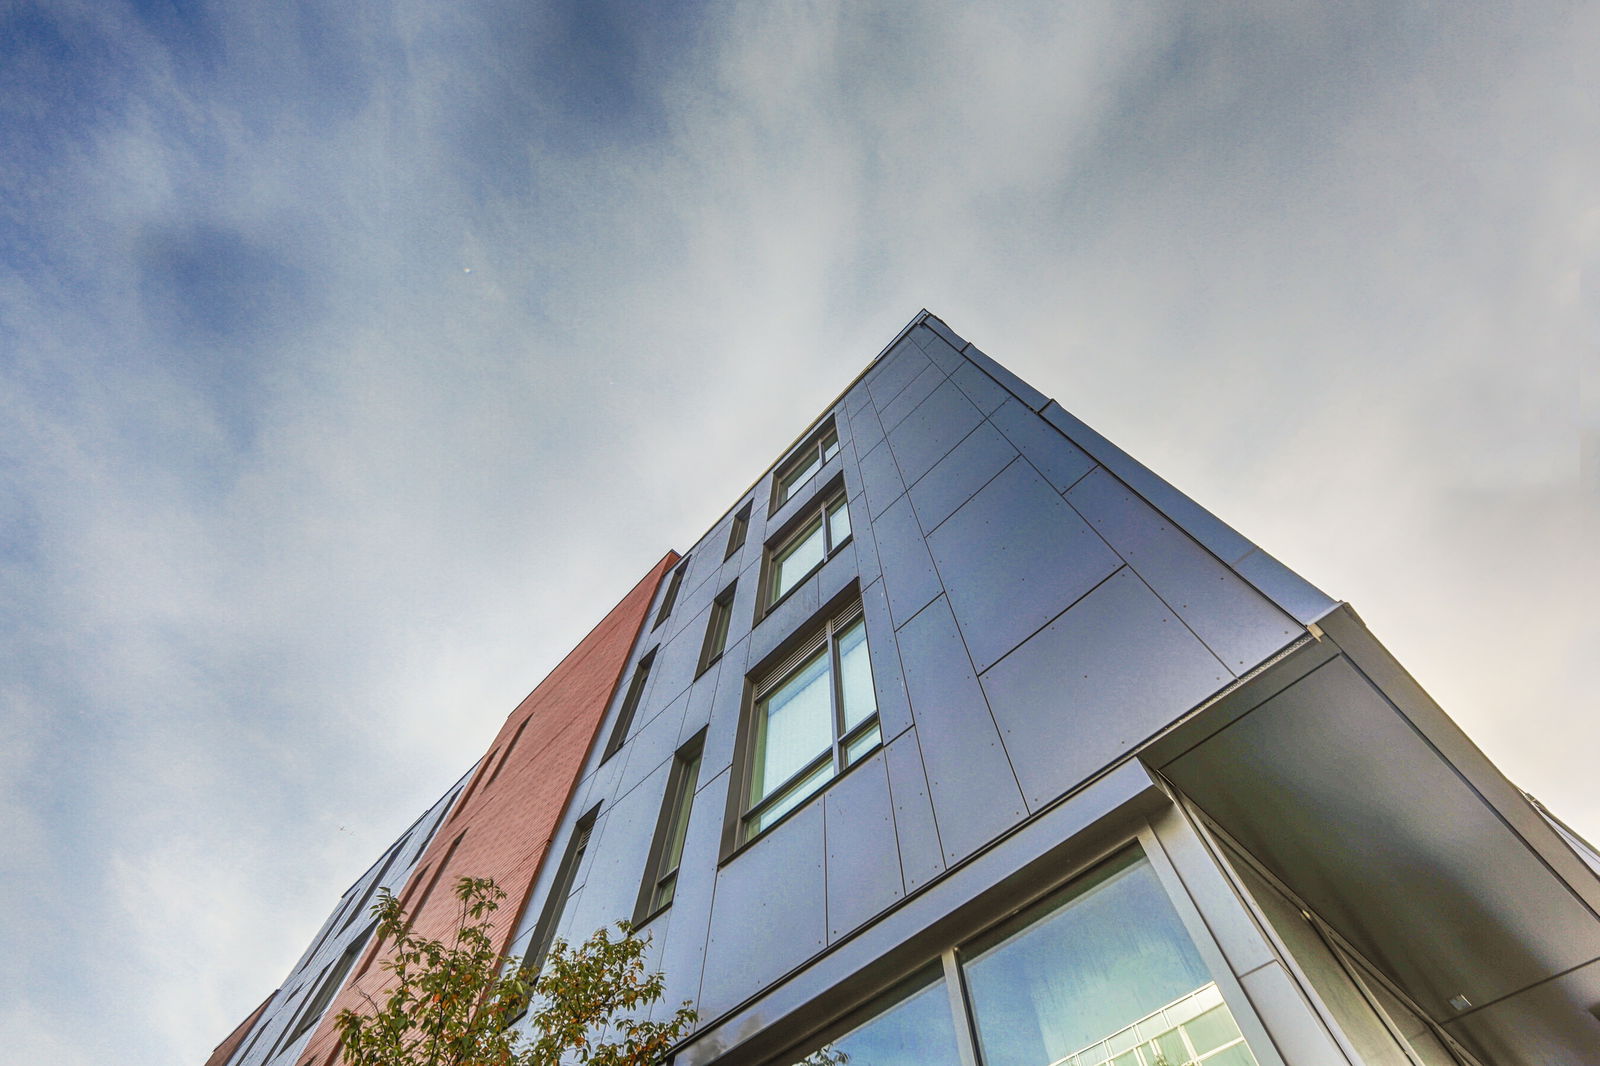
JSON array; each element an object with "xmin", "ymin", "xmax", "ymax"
[{"xmin": 335, "ymin": 876, "xmax": 695, "ymax": 1066}]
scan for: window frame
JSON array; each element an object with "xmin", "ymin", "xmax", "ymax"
[
  {"xmin": 698, "ymin": 581, "xmax": 737, "ymax": 677},
  {"xmin": 526, "ymin": 807, "xmax": 599, "ymax": 972},
  {"xmin": 602, "ymin": 648, "xmax": 656, "ymax": 762},
  {"xmin": 761, "ymin": 483, "xmax": 852, "ymax": 615},
  {"xmin": 633, "ymin": 731, "xmax": 706, "ymax": 927},
  {"xmin": 735, "ymin": 599, "xmax": 880, "ymax": 845},
  {"xmin": 771, "ymin": 420, "xmax": 841, "ymax": 510},
  {"xmin": 652, "ymin": 557, "xmax": 689, "ymax": 631},
  {"xmin": 726, "ymin": 501, "xmax": 753, "ymax": 560}
]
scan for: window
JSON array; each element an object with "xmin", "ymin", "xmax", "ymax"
[
  {"xmin": 653, "ymin": 558, "xmax": 688, "ymax": 630},
  {"xmin": 766, "ymin": 490, "xmax": 851, "ymax": 609},
  {"xmin": 773, "ymin": 421, "xmax": 840, "ymax": 509},
  {"xmin": 726, "ymin": 501, "xmax": 752, "ymax": 560},
  {"xmin": 742, "ymin": 601, "xmax": 878, "ymax": 840},
  {"xmin": 603, "ymin": 649, "xmax": 655, "ymax": 761},
  {"xmin": 528, "ymin": 809, "xmax": 598, "ymax": 971},
  {"xmin": 960, "ymin": 848, "xmax": 1259, "ymax": 1066},
  {"xmin": 782, "ymin": 966, "xmax": 962, "ymax": 1066},
  {"xmin": 698, "ymin": 582, "xmax": 737, "ymax": 676},
  {"xmin": 635, "ymin": 735, "xmax": 704, "ymax": 925}
]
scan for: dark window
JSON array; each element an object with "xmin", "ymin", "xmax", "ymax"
[
  {"xmin": 528, "ymin": 809, "xmax": 598, "ymax": 971},
  {"xmin": 726, "ymin": 502, "xmax": 752, "ymax": 560},
  {"xmin": 634, "ymin": 735, "xmax": 705, "ymax": 925},
  {"xmin": 698, "ymin": 582, "xmax": 737, "ymax": 676},
  {"xmin": 741, "ymin": 601, "xmax": 878, "ymax": 841},
  {"xmin": 773, "ymin": 421, "xmax": 840, "ymax": 509},
  {"xmin": 765, "ymin": 489, "xmax": 851, "ymax": 610},
  {"xmin": 603, "ymin": 649, "xmax": 655, "ymax": 761},
  {"xmin": 653, "ymin": 559, "xmax": 689, "ymax": 630}
]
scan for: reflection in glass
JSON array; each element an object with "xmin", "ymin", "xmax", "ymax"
[
  {"xmin": 789, "ymin": 969, "xmax": 962, "ymax": 1066},
  {"xmin": 827, "ymin": 494, "xmax": 851, "ymax": 548},
  {"xmin": 963, "ymin": 850, "xmax": 1257, "ymax": 1066},
  {"xmin": 773, "ymin": 516, "xmax": 826, "ymax": 602},
  {"xmin": 752, "ymin": 646, "xmax": 832, "ymax": 804},
  {"xmin": 837, "ymin": 617, "xmax": 876, "ymax": 730}
]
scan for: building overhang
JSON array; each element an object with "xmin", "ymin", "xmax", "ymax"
[{"xmin": 1150, "ymin": 604, "xmax": 1600, "ymax": 1064}]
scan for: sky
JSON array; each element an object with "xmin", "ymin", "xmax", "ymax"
[{"xmin": 0, "ymin": 2, "xmax": 1594, "ymax": 1064}]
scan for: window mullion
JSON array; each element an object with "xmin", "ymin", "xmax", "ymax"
[
  {"xmin": 828, "ymin": 620, "xmax": 847, "ymax": 772},
  {"xmin": 941, "ymin": 949, "xmax": 984, "ymax": 1066}
]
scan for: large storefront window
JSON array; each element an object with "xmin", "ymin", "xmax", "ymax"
[
  {"xmin": 778, "ymin": 847, "xmax": 1261, "ymax": 1066},
  {"xmin": 961, "ymin": 848, "xmax": 1258, "ymax": 1066},
  {"xmin": 786, "ymin": 968, "xmax": 962, "ymax": 1066}
]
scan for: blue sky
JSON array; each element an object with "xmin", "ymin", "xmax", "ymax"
[{"xmin": 1, "ymin": 3, "xmax": 1594, "ymax": 1063}]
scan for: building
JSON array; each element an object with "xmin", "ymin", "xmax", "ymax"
[{"xmin": 209, "ymin": 312, "xmax": 1600, "ymax": 1066}]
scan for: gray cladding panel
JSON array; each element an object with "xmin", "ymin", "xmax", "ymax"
[
  {"xmin": 824, "ymin": 754, "xmax": 904, "ymax": 941},
  {"xmin": 885, "ymin": 378, "xmax": 984, "ymax": 485},
  {"xmin": 883, "ymin": 730, "xmax": 945, "ymax": 890},
  {"xmin": 701, "ymin": 798, "xmax": 828, "ymax": 1020},
  {"xmin": 979, "ymin": 563, "xmax": 1228, "ymax": 806},
  {"xmin": 561, "ymin": 763, "xmax": 670, "ymax": 941},
  {"xmin": 979, "ymin": 567, "xmax": 1231, "ymax": 809},
  {"xmin": 895, "ymin": 596, "xmax": 1026, "ymax": 862},
  {"xmin": 989, "ymin": 396, "xmax": 1096, "ymax": 493},
  {"xmin": 963, "ymin": 343, "xmax": 1048, "ymax": 410},
  {"xmin": 907, "ymin": 420, "xmax": 1018, "ymax": 536},
  {"xmin": 950, "ymin": 359, "xmax": 1009, "ymax": 415},
  {"xmin": 913, "ymin": 327, "xmax": 967, "ymax": 375},
  {"xmin": 866, "ymin": 342, "xmax": 933, "ymax": 409},
  {"xmin": 652, "ymin": 602, "xmax": 714, "ymax": 708},
  {"xmin": 1067, "ymin": 468, "xmax": 1300, "ymax": 673},
  {"xmin": 878, "ymin": 360, "xmax": 945, "ymax": 432},
  {"xmin": 858, "ymin": 439, "xmax": 906, "ymax": 518},
  {"xmin": 927, "ymin": 458, "xmax": 1121, "ymax": 672},
  {"xmin": 1039, "ymin": 401, "xmax": 1258, "ymax": 565},
  {"xmin": 616, "ymin": 691, "xmax": 689, "ymax": 803},
  {"xmin": 847, "ymin": 490, "xmax": 883, "ymax": 588},
  {"xmin": 849, "ymin": 399, "xmax": 885, "ymax": 451},
  {"xmin": 860, "ymin": 577, "xmax": 912, "ymax": 739},
  {"xmin": 872, "ymin": 496, "xmax": 942, "ymax": 629},
  {"xmin": 748, "ymin": 571, "xmax": 820, "ymax": 666}
]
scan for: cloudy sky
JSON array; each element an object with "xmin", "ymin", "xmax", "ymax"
[{"xmin": 1, "ymin": 2, "xmax": 1594, "ymax": 1063}]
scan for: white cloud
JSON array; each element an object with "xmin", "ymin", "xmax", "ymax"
[{"xmin": 1, "ymin": 3, "xmax": 1594, "ymax": 1063}]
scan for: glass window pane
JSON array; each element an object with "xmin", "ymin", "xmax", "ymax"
[
  {"xmin": 963, "ymin": 851, "xmax": 1230, "ymax": 1066},
  {"xmin": 821, "ymin": 431, "xmax": 839, "ymax": 464},
  {"xmin": 752, "ymin": 648, "xmax": 833, "ymax": 803},
  {"xmin": 773, "ymin": 517, "xmax": 826, "ymax": 602},
  {"xmin": 792, "ymin": 970, "xmax": 963, "ymax": 1066},
  {"xmin": 650, "ymin": 869, "xmax": 677, "ymax": 912},
  {"xmin": 836, "ymin": 616, "xmax": 876, "ymax": 730},
  {"xmin": 752, "ymin": 760, "xmax": 832, "ymax": 832},
  {"xmin": 844, "ymin": 722, "xmax": 881, "ymax": 766},
  {"xmin": 827, "ymin": 496, "xmax": 851, "ymax": 548},
  {"xmin": 779, "ymin": 449, "xmax": 823, "ymax": 503}
]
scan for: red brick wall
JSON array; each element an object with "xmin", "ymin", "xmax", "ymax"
[{"xmin": 296, "ymin": 552, "xmax": 678, "ymax": 1066}]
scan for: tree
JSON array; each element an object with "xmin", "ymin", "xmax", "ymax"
[{"xmin": 335, "ymin": 876, "xmax": 696, "ymax": 1066}]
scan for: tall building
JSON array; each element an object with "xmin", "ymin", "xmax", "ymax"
[{"xmin": 210, "ymin": 312, "xmax": 1600, "ymax": 1066}]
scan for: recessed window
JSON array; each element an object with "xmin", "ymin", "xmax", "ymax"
[
  {"xmin": 698, "ymin": 582, "xmax": 737, "ymax": 676},
  {"xmin": 766, "ymin": 491, "xmax": 851, "ymax": 609},
  {"xmin": 653, "ymin": 558, "xmax": 689, "ymax": 630},
  {"xmin": 773, "ymin": 421, "xmax": 840, "ymax": 509},
  {"xmin": 635, "ymin": 735, "xmax": 704, "ymax": 925},
  {"xmin": 742, "ymin": 601, "xmax": 878, "ymax": 840},
  {"xmin": 725, "ymin": 502, "xmax": 752, "ymax": 560},
  {"xmin": 528, "ymin": 808, "xmax": 598, "ymax": 971},
  {"xmin": 603, "ymin": 649, "xmax": 655, "ymax": 761}
]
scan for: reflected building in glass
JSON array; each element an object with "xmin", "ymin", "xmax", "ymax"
[{"xmin": 210, "ymin": 313, "xmax": 1600, "ymax": 1066}]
